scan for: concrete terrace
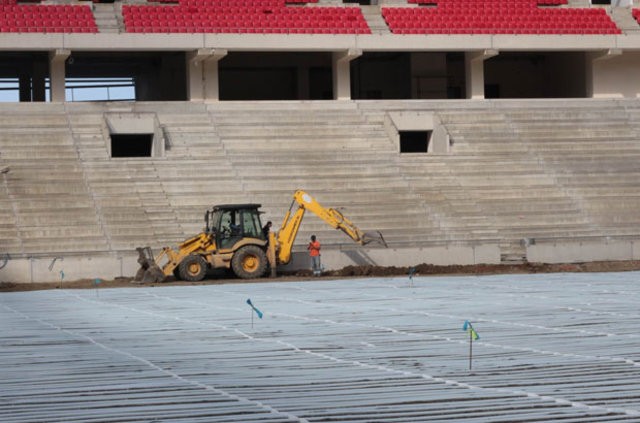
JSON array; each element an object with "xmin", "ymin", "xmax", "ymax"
[
  {"xmin": 1, "ymin": 99, "xmax": 640, "ymax": 282},
  {"xmin": 1, "ymin": 272, "xmax": 640, "ymax": 421}
]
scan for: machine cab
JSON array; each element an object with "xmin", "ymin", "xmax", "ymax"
[{"xmin": 205, "ymin": 204, "xmax": 266, "ymax": 250}]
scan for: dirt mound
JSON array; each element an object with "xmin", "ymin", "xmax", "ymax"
[{"xmin": 2, "ymin": 260, "xmax": 640, "ymax": 292}]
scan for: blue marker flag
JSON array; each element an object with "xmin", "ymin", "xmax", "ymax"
[
  {"xmin": 246, "ymin": 299, "xmax": 263, "ymax": 319},
  {"xmin": 463, "ymin": 320, "xmax": 480, "ymax": 340},
  {"xmin": 408, "ymin": 267, "xmax": 416, "ymax": 280}
]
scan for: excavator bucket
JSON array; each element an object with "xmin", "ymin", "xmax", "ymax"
[
  {"xmin": 362, "ymin": 231, "xmax": 388, "ymax": 248},
  {"xmin": 134, "ymin": 247, "xmax": 167, "ymax": 283}
]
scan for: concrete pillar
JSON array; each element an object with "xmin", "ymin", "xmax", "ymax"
[
  {"xmin": 203, "ymin": 49, "xmax": 227, "ymax": 101},
  {"xmin": 332, "ymin": 49, "xmax": 362, "ymax": 100},
  {"xmin": 186, "ymin": 48, "xmax": 227, "ymax": 101},
  {"xmin": 49, "ymin": 49, "xmax": 70, "ymax": 102},
  {"xmin": 585, "ymin": 48, "xmax": 622, "ymax": 98},
  {"xmin": 464, "ymin": 49, "xmax": 498, "ymax": 99}
]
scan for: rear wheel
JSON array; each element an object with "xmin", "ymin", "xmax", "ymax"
[
  {"xmin": 231, "ymin": 245, "xmax": 267, "ymax": 279},
  {"xmin": 178, "ymin": 255, "xmax": 207, "ymax": 282}
]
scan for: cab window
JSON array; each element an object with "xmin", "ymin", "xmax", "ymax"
[{"xmin": 241, "ymin": 209, "xmax": 261, "ymax": 238}]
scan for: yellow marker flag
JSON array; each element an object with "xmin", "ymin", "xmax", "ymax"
[{"xmin": 462, "ymin": 320, "xmax": 480, "ymax": 340}]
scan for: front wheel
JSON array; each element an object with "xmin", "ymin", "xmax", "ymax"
[
  {"xmin": 178, "ymin": 255, "xmax": 207, "ymax": 282},
  {"xmin": 231, "ymin": 245, "xmax": 267, "ymax": 279}
]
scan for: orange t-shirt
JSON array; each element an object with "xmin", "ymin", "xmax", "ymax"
[{"xmin": 308, "ymin": 240, "xmax": 321, "ymax": 257}]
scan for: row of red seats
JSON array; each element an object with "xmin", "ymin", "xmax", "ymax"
[
  {"xmin": 122, "ymin": 5, "xmax": 362, "ymax": 16},
  {"xmin": 408, "ymin": 0, "xmax": 561, "ymax": 4},
  {"xmin": 423, "ymin": 4, "xmax": 586, "ymax": 11},
  {"xmin": 386, "ymin": 7, "xmax": 617, "ymax": 17},
  {"xmin": 382, "ymin": 6, "xmax": 621, "ymax": 35},
  {"xmin": 537, "ymin": 0, "xmax": 567, "ymax": 4},
  {"xmin": 126, "ymin": 15, "xmax": 367, "ymax": 25},
  {"xmin": 126, "ymin": 26, "xmax": 366, "ymax": 34},
  {"xmin": 393, "ymin": 16, "xmax": 617, "ymax": 24},
  {"xmin": 393, "ymin": 28, "xmax": 616, "ymax": 34},
  {"xmin": 0, "ymin": 4, "xmax": 92, "ymax": 13},
  {"xmin": 0, "ymin": 4, "xmax": 97, "ymax": 33},
  {"xmin": 179, "ymin": 0, "xmax": 303, "ymax": 4},
  {"xmin": 123, "ymin": 4, "xmax": 370, "ymax": 34},
  {"xmin": 125, "ymin": 5, "xmax": 362, "ymax": 15},
  {"xmin": 388, "ymin": 19, "xmax": 618, "ymax": 29},
  {"xmin": 0, "ymin": 25, "xmax": 97, "ymax": 33}
]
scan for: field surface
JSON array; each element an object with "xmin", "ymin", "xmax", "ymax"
[{"xmin": 1, "ymin": 272, "xmax": 640, "ymax": 422}]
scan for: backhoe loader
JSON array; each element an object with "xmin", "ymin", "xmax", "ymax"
[{"xmin": 135, "ymin": 190, "xmax": 386, "ymax": 283}]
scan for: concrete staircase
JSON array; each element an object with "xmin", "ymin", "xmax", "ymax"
[
  {"xmin": 92, "ymin": 3, "xmax": 121, "ymax": 33},
  {"xmin": 64, "ymin": 102, "xmax": 246, "ymax": 252},
  {"xmin": 207, "ymin": 101, "xmax": 445, "ymax": 247},
  {"xmin": 361, "ymin": 5, "xmax": 392, "ymax": 35},
  {"xmin": 2, "ymin": 99, "xmax": 640, "ymax": 264},
  {"xmin": 0, "ymin": 104, "xmax": 108, "ymax": 255},
  {"xmin": 358, "ymin": 99, "xmax": 640, "ymax": 259},
  {"xmin": 610, "ymin": 6, "xmax": 640, "ymax": 34}
]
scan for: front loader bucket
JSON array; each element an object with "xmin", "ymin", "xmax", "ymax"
[
  {"xmin": 362, "ymin": 231, "xmax": 388, "ymax": 248},
  {"xmin": 134, "ymin": 247, "xmax": 167, "ymax": 283}
]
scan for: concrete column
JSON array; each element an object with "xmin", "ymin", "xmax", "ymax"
[
  {"xmin": 187, "ymin": 48, "xmax": 227, "ymax": 101},
  {"xmin": 49, "ymin": 49, "xmax": 70, "ymax": 102},
  {"xmin": 464, "ymin": 49, "xmax": 498, "ymax": 99},
  {"xmin": 585, "ymin": 49, "xmax": 622, "ymax": 98},
  {"xmin": 332, "ymin": 49, "xmax": 362, "ymax": 101},
  {"xmin": 203, "ymin": 49, "xmax": 227, "ymax": 101}
]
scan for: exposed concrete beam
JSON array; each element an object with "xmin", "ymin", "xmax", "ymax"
[
  {"xmin": 591, "ymin": 48, "xmax": 622, "ymax": 62},
  {"xmin": 49, "ymin": 48, "xmax": 70, "ymax": 63},
  {"xmin": 467, "ymin": 49, "xmax": 499, "ymax": 63},
  {"xmin": 188, "ymin": 48, "xmax": 228, "ymax": 64},
  {"xmin": 333, "ymin": 48, "xmax": 362, "ymax": 64},
  {"xmin": 332, "ymin": 49, "xmax": 362, "ymax": 100}
]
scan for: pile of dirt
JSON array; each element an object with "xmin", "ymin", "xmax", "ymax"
[{"xmin": 2, "ymin": 260, "xmax": 640, "ymax": 292}]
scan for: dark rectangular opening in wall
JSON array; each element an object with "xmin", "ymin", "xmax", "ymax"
[
  {"xmin": 400, "ymin": 131, "xmax": 431, "ymax": 153},
  {"xmin": 111, "ymin": 134, "xmax": 153, "ymax": 157}
]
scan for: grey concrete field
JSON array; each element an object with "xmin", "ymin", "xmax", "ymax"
[{"xmin": 1, "ymin": 272, "xmax": 640, "ymax": 422}]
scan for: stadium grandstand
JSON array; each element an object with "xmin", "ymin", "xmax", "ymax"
[{"xmin": 1, "ymin": 0, "xmax": 640, "ymax": 282}]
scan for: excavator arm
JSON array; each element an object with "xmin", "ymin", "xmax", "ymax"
[{"xmin": 275, "ymin": 190, "xmax": 386, "ymax": 264}]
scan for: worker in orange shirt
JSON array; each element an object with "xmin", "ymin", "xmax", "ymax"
[{"xmin": 307, "ymin": 234, "xmax": 321, "ymax": 276}]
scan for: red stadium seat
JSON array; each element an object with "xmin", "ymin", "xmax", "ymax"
[
  {"xmin": 382, "ymin": 0, "xmax": 621, "ymax": 35},
  {"xmin": 122, "ymin": 0, "xmax": 370, "ymax": 34}
]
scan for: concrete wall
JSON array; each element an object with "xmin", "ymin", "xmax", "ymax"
[
  {"xmin": 5, "ymin": 238, "xmax": 640, "ymax": 283},
  {"xmin": 591, "ymin": 52, "xmax": 640, "ymax": 98},
  {"xmin": 0, "ymin": 244, "xmax": 500, "ymax": 283},
  {"xmin": 0, "ymin": 253, "xmax": 138, "ymax": 284},
  {"xmin": 526, "ymin": 239, "xmax": 640, "ymax": 263},
  {"xmin": 279, "ymin": 243, "xmax": 500, "ymax": 273}
]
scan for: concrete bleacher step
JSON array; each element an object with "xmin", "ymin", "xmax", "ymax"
[{"xmin": 3, "ymin": 100, "xmax": 640, "ymax": 259}]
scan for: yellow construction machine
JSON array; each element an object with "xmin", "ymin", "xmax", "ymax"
[{"xmin": 135, "ymin": 190, "xmax": 386, "ymax": 282}]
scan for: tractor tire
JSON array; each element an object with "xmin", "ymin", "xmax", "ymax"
[
  {"xmin": 178, "ymin": 255, "xmax": 207, "ymax": 282},
  {"xmin": 231, "ymin": 245, "xmax": 267, "ymax": 279}
]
